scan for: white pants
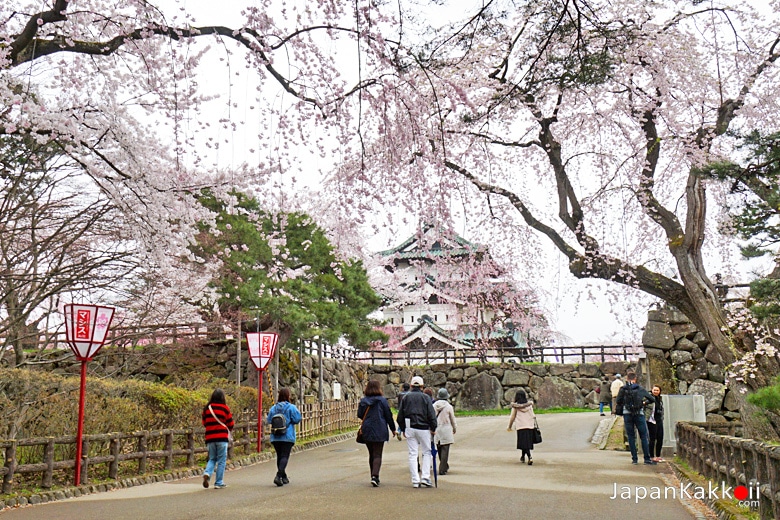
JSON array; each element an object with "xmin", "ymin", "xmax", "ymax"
[{"xmin": 406, "ymin": 427, "xmax": 432, "ymax": 483}]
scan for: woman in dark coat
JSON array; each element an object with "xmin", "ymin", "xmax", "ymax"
[
  {"xmin": 646, "ymin": 385, "xmax": 665, "ymax": 462},
  {"xmin": 357, "ymin": 379, "xmax": 397, "ymax": 487}
]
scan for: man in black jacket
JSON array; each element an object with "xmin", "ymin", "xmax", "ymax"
[
  {"xmin": 396, "ymin": 376, "xmax": 437, "ymax": 487},
  {"xmin": 616, "ymin": 371, "xmax": 656, "ymax": 465}
]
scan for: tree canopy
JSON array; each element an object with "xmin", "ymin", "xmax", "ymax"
[{"xmin": 194, "ymin": 190, "xmax": 385, "ymax": 349}]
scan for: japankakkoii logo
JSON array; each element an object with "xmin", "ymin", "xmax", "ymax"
[{"xmin": 611, "ymin": 481, "xmax": 760, "ymax": 509}]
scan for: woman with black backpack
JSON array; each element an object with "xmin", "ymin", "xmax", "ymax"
[{"xmin": 266, "ymin": 387, "xmax": 302, "ymax": 486}]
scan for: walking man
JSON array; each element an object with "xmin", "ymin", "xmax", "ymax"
[
  {"xmin": 396, "ymin": 376, "xmax": 437, "ymax": 488},
  {"xmin": 610, "ymin": 374, "xmax": 624, "ymax": 414},
  {"xmin": 616, "ymin": 372, "xmax": 656, "ymax": 465}
]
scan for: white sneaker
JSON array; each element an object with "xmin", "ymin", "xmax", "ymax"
[
  {"xmin": 420, "ymin": 478, "xmax": 432, "ymax": 487},
  {"xmin": 412, "ymin": 482, "xmax": 420, "ymax": 488}
]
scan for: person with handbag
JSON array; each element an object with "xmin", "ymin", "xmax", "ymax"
[
  {"xmin": 356, "ymin": 379, "xmax": 397, "ymax": 487},
  {"xmin": 201, "ymin": 388, "xmax": 234, "ymax": 489},
  {"xmin": 506, "ymin": 389, "xmax": 536, "ymax": 465},
  {"xmin": 266, "ymin": 387, "xmax": 302, "ymax": 487}
]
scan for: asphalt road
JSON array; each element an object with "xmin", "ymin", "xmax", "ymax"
[{"xmin": 0, "ymin": 412, "xmax": 698, "ymax": 520}]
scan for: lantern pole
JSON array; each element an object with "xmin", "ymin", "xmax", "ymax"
[
  {"xmin": 257, "ymin": 369, "xmax": 264, "ymax": 452},
  {"xmin": 74, "ymin": 360, "xmax": 88, "ymax": 485}
]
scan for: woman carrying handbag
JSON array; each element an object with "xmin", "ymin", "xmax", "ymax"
[
  {"xmin": 507, "ymin": 389, "xmax": 536, "ymax": 465},
  {"xmin": 356, "ymin": 380, "xmax": 397, "ymax": 487}
]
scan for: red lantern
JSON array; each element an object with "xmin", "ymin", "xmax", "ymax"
[
  {"xmin": 246, "ymin": 332, "xmax": 278, "ymax": 452},
  {"xmin": 63, "ymin": 304, "xmax": 115, "ymax": 485}
]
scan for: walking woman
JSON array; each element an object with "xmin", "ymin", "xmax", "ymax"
[
  {"xmin": 202, "ymin": 388, "xmax": 234, "ymax": 489},
  {"xmin": 433, "ymin": 388, "xmax": 456, "ymax": 475},
  {"xmin": 357, "ymin": 379, "xmax": 397, "ymax": 487},
  {"xmin": 646, "ymin": 385, "xmax": 665, "ymax": 462},
  {"xmin": 267, "ymin": 387, "xmax": 302, "ymax": 486},
  {"xmin": 507, "ymin": 389, "xmax": 536, "ymax": 465}
]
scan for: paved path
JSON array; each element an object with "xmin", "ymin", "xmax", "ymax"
[{"xmin": 0, "ymin": 413, "xmax": 698, "ymax": 520}]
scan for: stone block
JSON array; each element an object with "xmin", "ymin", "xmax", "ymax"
[
  {"xmin": 704, "ymin": 345, "xmax": 723, "ymax": 365},
  {"xmin": 524, "ymin": 364, "xmax": 549, "ymax": 377},
  {"xmin": 692, "ymin": 332, "xmax": 709, "ymax": 347},
  {"xmin": 675, "ymin": 338, "xmax": 697, "ymax": 351},
  {"xmin": 723, "ymin": 390, "xmax": 739, "ymax": 411},
  {"xmin": 464, "ymin": 366, "xmax": 478, "ymax": 378},
  {"xmin": 584, "ymin": 390, "xmax": 599, "ymax": 407},
  {"xmin": 549, "ymin": 364, "xmax": 576, "ymax": 376},
  {"xmin": 448, "ymin": 368, "xmax": 464, "ymax": 382},
  {"xmin": 490, "ymin": 367, "xmax": 505, "ymax": 378},
  {"xmin": 687, "ymin": 378, "xmax": 726, "ymax": 413},
  {"xmin": 577, "ymin": 363, "xmax": 601, "ymax": 377},
  {"xmin": 573, "ymin": 377, "xmax": 602, "ymax": 392},
  {"xmin": 647, "ymin": 308, "xmax": 690, "ymax": 324},
  {"xmin": 691, "ymin": 346, "xmax": 704, "ymax": 360},
  {"xmin": 707, "ymin": 363, "xmax": 725, "ymax": 383},
  {"xmin": 646, "ymin": 353, "xmax": 675, "ymax": 394},
  {"xmin": 458, "ymin": 371, "xmax": 503, "ymax": 410},
  {"xmin": 600, "ymin": 361, "xmax": 629, "ymax": 376},
  {"xmin": 535, "ymin": 377, "xmax": 584, "ymax": 409},
  {"xmin": 671, "ymin": 323, "xmax": 698, "ymax": 340},
  {"xmin": 670, "ymin": 350, "xmax": 692, "ymax": 366},
  {"xmin": 387, "ymin": 371, "xmax": 401, "ymax": 384},
  {"xmin": 677, "ymin": 358, "xmax": 708, "ymax": 382},
  {"xmin": 502, "ymin": 370, "xmax": 530, "ymax": 386},
  {"xmin": 642, "ymin": 321, "xmax": 675, "ymax": 350},
  {"xmin": 706, "ymin": 413, "xmax": 728, "ymax": 423}
]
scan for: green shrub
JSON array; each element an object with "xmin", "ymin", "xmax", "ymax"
[{"xmin": 747, "ymin": 376, "xmax": 780, "ymax": 412}]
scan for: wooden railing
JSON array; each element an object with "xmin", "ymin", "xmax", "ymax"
[
  {"xmin": 344, "ymin": 345, "xmax": 641, "ymax": 366},
  {"xmin": 0, "ymin": 399, "xmax": 360, "ymax": 494},
  {"xmin": 676, "ymin": 421, "xmax": 780, "ymax": 520}
]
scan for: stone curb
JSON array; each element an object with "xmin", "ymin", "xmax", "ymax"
[
  {"xmin": 0, "ymin": 431, "xmax": 357, "ymax": 512},
  {"xmin": 591, "ymin": 415, "xmax": 617, "ymax": 450}
]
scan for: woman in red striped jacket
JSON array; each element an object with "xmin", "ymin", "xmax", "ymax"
[{"xmin": 201, "ymin": 388, "xmax": 234, "ymax": 489}]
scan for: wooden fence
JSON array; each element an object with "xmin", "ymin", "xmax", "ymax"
[
  {"xmin": 0, "ymin": 399, "xmax": 360, "ymax": 494},
  {"xmin": 335, "ymin": 344, "xmax": 642, "ymax": 366},
  {"xmin": 676, "ymin": 421, "xmax": 780, "ymax": 520}
]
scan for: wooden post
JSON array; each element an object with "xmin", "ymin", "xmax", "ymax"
[
  {"xmin": 138, "ymin": 432, "xmax": 148, "ymax": 474},
  {"xmin": 109, "ymin": 435, "xmax": 120, "ymax": 479},
  {"xmin": 2, "ymin": 442, "xmax": 16, "ymax": 494},
  {"xmin": 81, "ymin": 437, "xmax": 90, "ymax": 485},
  {"xmin": 164, "ymin": 430, "xmax": 173, "ymax": 470},
  {"xmin": 186, "ymin": 431, "xmax": 195, "ymax": 466},
  {"xmin": 42, "ymin": 438, "xmax": 54, "ymax": 488}
]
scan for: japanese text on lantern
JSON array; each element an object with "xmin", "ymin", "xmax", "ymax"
[
  {"xmin": 261, "ymin": 335, "xmax": 273, "ymax": 356},
  {"xmin": 76, "ymin": 310, "xmax": 91, "ymax": 340}
]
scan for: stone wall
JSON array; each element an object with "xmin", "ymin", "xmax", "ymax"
[
  {"xmin": 641, "ymin": 307, "xmax": 739, "ymax": 422},
  {"xmin": 9, "ymin": 345, "xmax": 633, "ymax": 410},
  {"xmin": 367, "ymin": 361, "xmax": 632, "ymax": 410}
]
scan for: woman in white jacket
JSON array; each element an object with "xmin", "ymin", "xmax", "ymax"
[
  {"xmin": 433, "ymin": 388, "xmax": 457, "ymax": 475},
  {"xmin": 507, "ymin": 389, "xmax": 536, "ymax": 465}
]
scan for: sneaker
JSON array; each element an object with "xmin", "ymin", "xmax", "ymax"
[
  {"xmin": 282, "ymin": 476, "xmax": 289, "ymax": 485},
  {"xmin": 632, "ymin": 461, "xmax": 638, "ymax": 465},
  {"xmin": 644, "ymin": 460, "xmax": 657, "ymax": 465},
  {"xmin": 214, "ymin": 483, "xmax": 227, "ymax": 489},
  {"xmin": 202, "ymin": 474, "xmax": 210, "ymax": 488},
  {"xmin": 420, "ymin": 479, "xmax": 432, "ymax": 488},
  {"xmin": 600, "ymin": 413, "xmax": 606, "ymax": 416},
  {"xmin": 371, "ymin": 476, "xmax": 379, "ymax": 487},
  {"xmin": 520, "ymin": 457, "xmax": 525, "ymax": 463},
  {"xmin": 274, "ymin": 475, "xmax": 284, "ymax": 487},
  {"xmin": 439, "ymin": 471, "xmax": 447, "ymax": 476},
  {"xmin": 412, "ymin": 482, "xmax": 420, "ymax": 488},
  {"xmin": 527, "ymin": 459, "xmax": 533, "ymax": 466}
]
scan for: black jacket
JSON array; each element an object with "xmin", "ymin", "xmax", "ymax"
[
  {"xmin": 615, "ymin": 383, "xmax": 654, "ymax": 415},
  {"xmin": 357, "ymin": 395, "xmax": 396, "ymax": 442},
  {"xmin": 396, "ymin": 388, "xmax": 437, "ymax": 432}
]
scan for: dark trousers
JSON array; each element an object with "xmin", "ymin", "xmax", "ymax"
[
  {"xmin": 272, "ymin": 441, "xmax": 294, "ymax": 477},
  {"xmin": 648, "ymin": 419, "xmax": 664, "ymax": 457},
  {"xmin": 623, "ymin": 413, "xmax": 651, "ymax": 463},
  {"xmin": 437, "ymin": 443, "xmax": 451, "ymax": 473},
  {"xmin": 366, "ymin": 441, "xmax": 385, "ymax": 478}
]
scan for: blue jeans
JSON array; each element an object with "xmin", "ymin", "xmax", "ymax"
[
  {"xmin": 623, "ymin": 413, "xmax": 651, "ymax": 463},
  {"xmin": 204, "ymin": 442, "xmax": 228, "ymax": 485},
  {"xmin": 599, "ymin": 402, "xmax": 610, "ymax": 414}
]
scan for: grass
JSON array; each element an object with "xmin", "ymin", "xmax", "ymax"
[{"xmin": 454, "ymin": 406, "xmax": 592, "ymax": 417}]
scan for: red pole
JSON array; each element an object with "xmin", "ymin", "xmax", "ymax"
[
  {"xmin": 257, "ymin": 369, "xmax": 264, "ymax": 453},
  {"xmin": 74, "ymin": 360, "xmax": 88, "ymax": 485}
]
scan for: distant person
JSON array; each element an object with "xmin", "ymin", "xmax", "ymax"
[
  {"xmin": 396, "ymin": 376, "xmax": 437, "ymax": 488},
  {"xmin": 646, "ymin": 385, "xmax": 665, "ymax": 462},
  {"xmin": 598, "ymin": 378, "xmax": 612, "ymax": 416},
  {"xmin": 610, "ymin": 374, "xmax": 624, "ymax": 414},
  {"xmin": 357, "ymin": 380, "xmax": 397, "ymax": 487},
  {"xmin": 423, "ymin": 387, "xmax": 434, "ymax": 400},
  {"xmin": 616, "ymin": 372, "xmax": 655, "ymax": 465},
  {"xmin": 507, "ymin": 389, "xmax": 536, "ymax": 465},
  {"xmin": 433, "ymin": 388, "xmax": 457, "ymax": 475},
  {"xmin": 397, "ymin": 382, "xmax": 411, "ymax": 408},
  {"xmin": 267, "ymin": 387, "xmax": 302, "ymax": 486},
  {"xmin": 201, "ymin": 388, "xmax": 234, "ymax": 489}
]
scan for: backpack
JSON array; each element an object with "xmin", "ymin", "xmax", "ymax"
[
  {"xmin": 622, "ymin": 385, "xmax": 643, "ymax": 414},
  {"xmin": 271, "ymin": 410, "xmax": 288, "ymax": 436}
]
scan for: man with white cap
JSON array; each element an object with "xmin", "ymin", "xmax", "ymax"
[
  {"xmin": 396, "ymin": 375, "xmax": 437, "ymax": 487},
  {"xmin": 610, "ymin": 374, "xmax": 624, "ymax": 414}
]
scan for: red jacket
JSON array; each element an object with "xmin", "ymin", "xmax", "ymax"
[{"xmin": 202, "ymin": 403, "xmax": 234, "ymax": 444}]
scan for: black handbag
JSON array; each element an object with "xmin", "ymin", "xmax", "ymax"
[{"xmin": 533, "ymin": 418, "xmax": 542, "ymax": 444}]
